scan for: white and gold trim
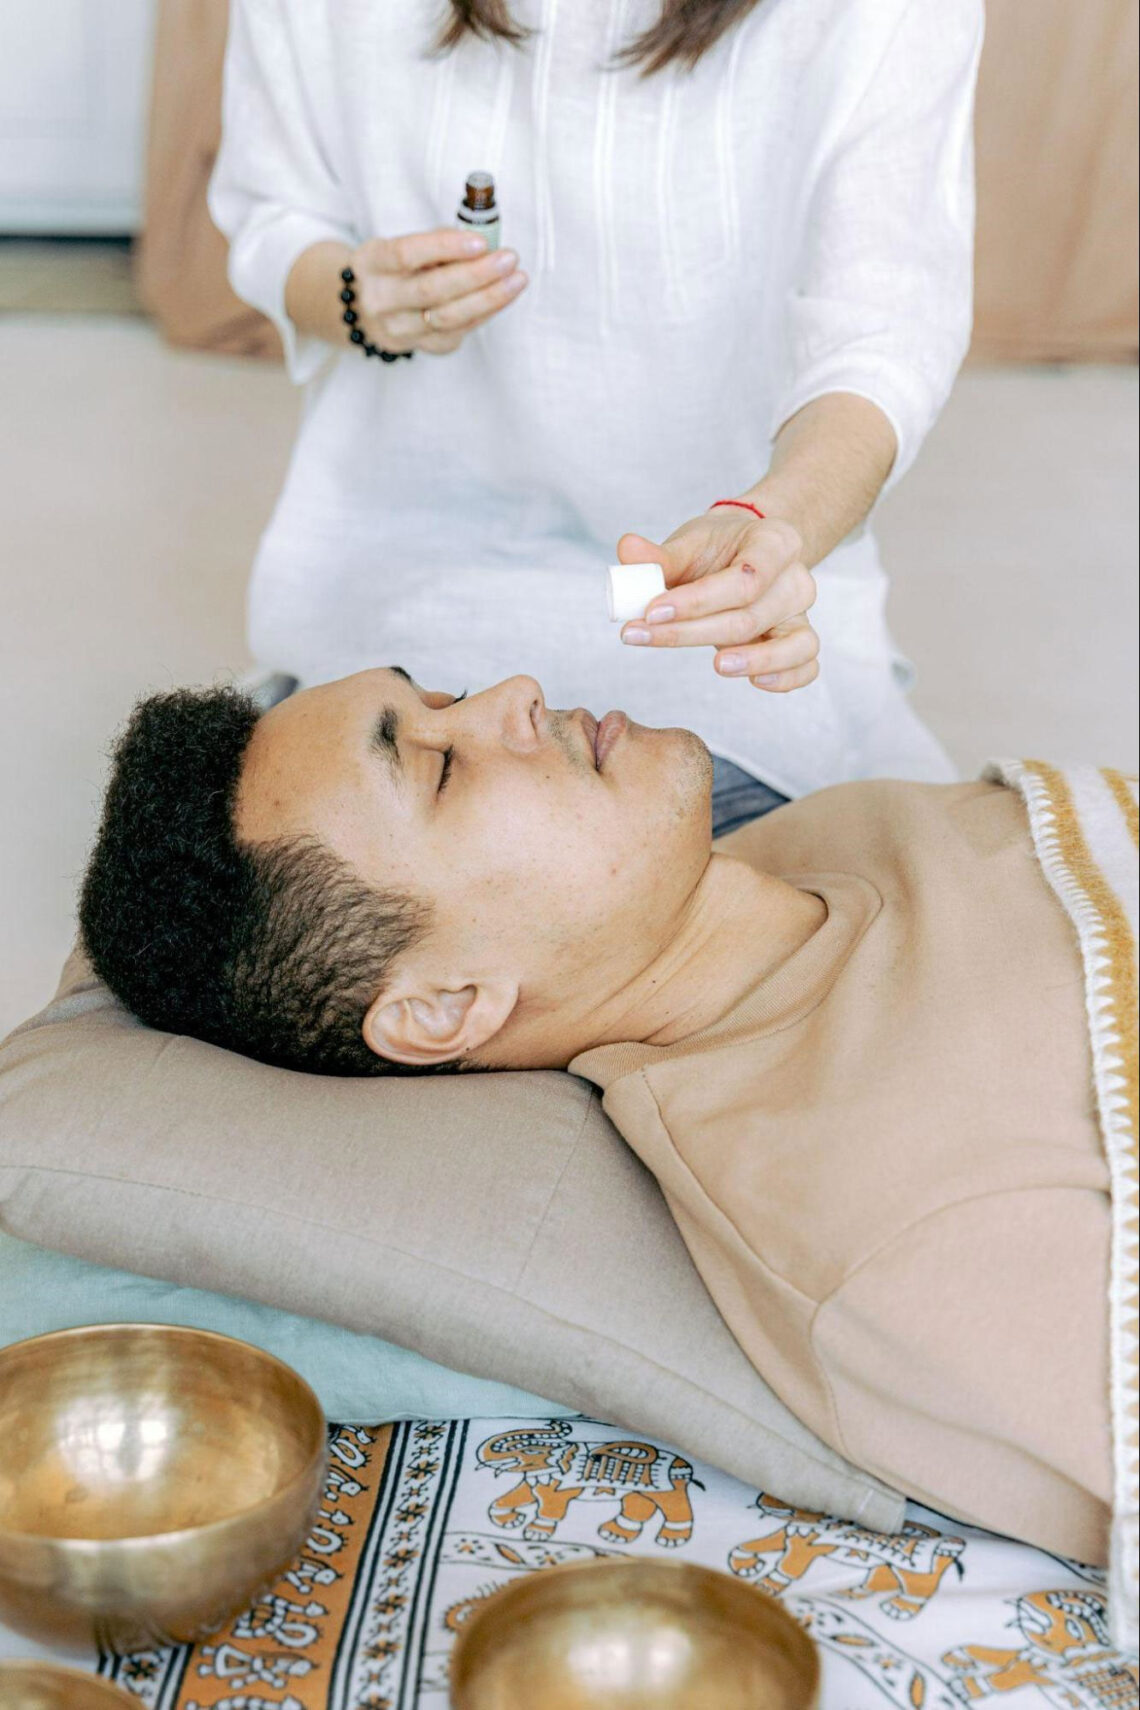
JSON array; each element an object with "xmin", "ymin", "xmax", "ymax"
[{"xmin": 986, "ymin": 759, "xmax": 1139, "ymax": 1657}]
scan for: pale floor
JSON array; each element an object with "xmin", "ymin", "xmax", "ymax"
[{"xmin": 0, "ymin": 315, "xmax": 1137, "ymax": 1036}]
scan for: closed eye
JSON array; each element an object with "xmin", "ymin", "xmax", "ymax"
[{"xmin": 436, "ymin": 690, "xmax": 467, "ymax": 797}]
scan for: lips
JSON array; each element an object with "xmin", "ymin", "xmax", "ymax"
[{"xmin": 593, "ymin": 710, "xmax": 629, "ymax": 770}]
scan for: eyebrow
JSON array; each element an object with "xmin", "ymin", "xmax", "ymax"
[{"xmin": 369, "ymin": 666, "xmax": 413, "ymax": 779}]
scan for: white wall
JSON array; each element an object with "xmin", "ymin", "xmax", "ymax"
[{"xmin": 0, "ymin": 0, "xmax": 155, "ymax": 232}]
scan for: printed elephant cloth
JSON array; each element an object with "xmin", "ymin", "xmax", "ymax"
[
  {"xmin": 59, "ymin": 1416, "xmax": 1137, "ymax": 1709},
  {"xmin": 984, "ymin": 761, "xmax": 1138, "ymax": 1658}
]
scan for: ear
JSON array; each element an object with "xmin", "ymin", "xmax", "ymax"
[{"xmin": 362, "ymin": 975, "xmax": 519, "ymax": 1069}]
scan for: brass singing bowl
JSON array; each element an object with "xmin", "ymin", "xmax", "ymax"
[
  {"xmin": 0, "ymin": 1662, "xmax": 138, "ymax": 1710},
  {"xmin": 449, "ymin": 1558, "xmax": 820, "ymax": 1710},
  {"xmin": 0, "ymin": 1323, "xmax": 327, "ymax": 1653}
]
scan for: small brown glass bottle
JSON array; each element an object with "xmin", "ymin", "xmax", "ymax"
[{"xmin": 456, "ymin": 171, "xmax": 501, "ymax": 251}]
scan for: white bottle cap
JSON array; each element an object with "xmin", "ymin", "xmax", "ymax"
[{"xmin": 606, "ymin": 562, "xmax": 667, "ymax": 623}]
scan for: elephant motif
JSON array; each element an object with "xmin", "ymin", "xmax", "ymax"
[
  {"xmin": 728, "ymin": 1495, "xmax": 964, "ymax": 1620},
  {"xmin": 942, "ymin": 1589, "xmax": 1138, "ymax": 1706},
  {"xmin": 475, "ymin": 1422, "xmax": 701, "ymax": 1547}
]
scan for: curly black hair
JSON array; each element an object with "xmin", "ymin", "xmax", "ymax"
[{"xmin": 78, "ymin": 686, "xmax": 431, "ymax": 1075}]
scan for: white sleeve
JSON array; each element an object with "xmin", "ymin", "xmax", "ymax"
[
  {"xmin": 771, "ymin": 0, "xmax": 984, "ymax": 491},
  {"xmin": 207, "ymin": 0, "xmax": 358, "ymax": 384}
]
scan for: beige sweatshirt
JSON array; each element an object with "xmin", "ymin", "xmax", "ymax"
[{"xmin": 572, "ymin": 780, "xmax": 1112, "ymax": 1564}]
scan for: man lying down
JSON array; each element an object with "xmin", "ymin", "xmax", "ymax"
[{"xmin": 80, "ymin": 667, "xmax": 1112, "ymax": 1573}]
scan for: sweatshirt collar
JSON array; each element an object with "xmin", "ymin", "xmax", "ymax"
[{"xmin": 570, "ymin": 871, "xmax": 882, "ymax": 1091}]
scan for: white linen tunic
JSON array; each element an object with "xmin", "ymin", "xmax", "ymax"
[{"xmin": 210, "ymin": 0, "xmax": 982, "ymax": 797}]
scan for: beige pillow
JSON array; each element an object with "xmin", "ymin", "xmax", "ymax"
[{"xmin": 0, "ymin": 949, "xmax": 903, "ymax": 1531}]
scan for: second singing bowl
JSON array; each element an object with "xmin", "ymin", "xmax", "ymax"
[
  {"xmin": 0, "ymin": 1323, "xmax": 327, "ymax": 1653},
  {"xmin": 449, "ymin": 1557, "xmax": 820, "ymax": 1710}
]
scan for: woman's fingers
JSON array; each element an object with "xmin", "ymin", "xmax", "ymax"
[
  {"xmin": 358, "ymin": 228, "xmax": 491, "ymax": 275},
  {"xmin": 351, "ymin": 230, "xmax": 527, "ymax": 352},
  {"xmin": 748, "ymin": 661, "xmax": 821, "ymax": 693},
  {"xmin": 622, "ymin": 561, "xmax": 816, "ymax": 650},
  {"xmin": 614, "ymin": 512, "xmax": 822, "ymax": 697},
  {"xmin": 383, "ymin": 267, "xmax": 528, "ymax": 340},
  {"xmin": 646, "ymin": 561, "xmax": 772, "ymax": 627},
  {"xmin": 371, "ymin": 247, "xmax": 520, "ymax": 317},
  {"xmin": 713, "ymin": 619, "xmax": 821, "ymax": 686},
  {"xmin": 616, "ymin": 529, "xmax": 723, "ymax": 590},
  {"xmin": 417, "ymin": 328, "xmax": 466, "ymax": 355},
  {"xmin": 659, "ymin": 551, "xmax": 813, "ymax": 625},
  {"xmin": 408, "ymin": 249, "xmax": 520, "ymax": 310},
  {"xmin": 619, "ymin": 515, "xmax": 803, "ymax": 598}
]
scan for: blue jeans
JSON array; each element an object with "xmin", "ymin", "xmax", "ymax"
[{"xmin": 711, "ymin": 756, "xmax": 789, "ymax": 839}]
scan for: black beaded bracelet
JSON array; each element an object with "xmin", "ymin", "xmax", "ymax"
[{"xmin": 339, "ymin": 266, "xmax": 413, "ymax": 364}]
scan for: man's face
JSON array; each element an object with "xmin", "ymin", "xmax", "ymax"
[{"xmin": 235, "ymin": 668, "xmax": 713, "ymax": 1061}]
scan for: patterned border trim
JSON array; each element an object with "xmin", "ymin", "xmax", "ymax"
[{"xmin": 985, "ymin": 759, "xmax": 1139, "ymax": 1659}]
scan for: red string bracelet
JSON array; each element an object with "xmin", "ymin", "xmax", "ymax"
[{"xmin": 710, "ymin": 499, "xmax": 766, "ymax": 521}]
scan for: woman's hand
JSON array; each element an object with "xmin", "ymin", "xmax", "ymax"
[
  {"xmin": 616, "ymin": 509, "xmax": 820, "ymax": 692},
  {"xmin": 348, "ymin": 228, "xmax": 528, "ymax": 355}
]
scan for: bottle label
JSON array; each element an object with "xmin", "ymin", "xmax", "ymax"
[{"xmin": 456, "ymin": 208, "xmax": 501, "ymax": 250}]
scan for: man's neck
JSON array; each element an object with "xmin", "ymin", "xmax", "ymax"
[{"xmin": 570, "ymin": 851, "xmax": 826, "ymax": 1058}]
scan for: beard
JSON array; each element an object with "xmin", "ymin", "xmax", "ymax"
[
  {"xmin": 545, "ymin": 708, "xmax": 713, "ymax": 836},
  {"xmin": 668, "ymin": 726, "xmax": 714, "ymax": 829}
]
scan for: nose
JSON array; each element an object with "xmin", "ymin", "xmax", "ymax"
[{"xmin": 483, "ymin": 674, "xmax": 546, "ymax": 754}]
